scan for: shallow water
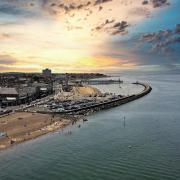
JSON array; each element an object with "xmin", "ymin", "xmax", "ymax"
[
  {"xmin": 0, "ymin": 73, "xmax": 180, "ymax": 180},
  {"xmin": 92, "ymin": 80, "xmax": 144, "ymax": 96}
]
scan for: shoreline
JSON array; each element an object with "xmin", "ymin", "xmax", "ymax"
[
  {"xmin": 0, "ymin": 82, "xmax": 152, "ymax": 151},
  {"xmin": 0, "ymin": 112, "xmax": 82, "ymax": 150}
]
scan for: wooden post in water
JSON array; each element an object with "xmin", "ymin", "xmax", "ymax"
[{"xmin": 123, "ymin": 116, "xmax": 126, "ymax": 127}]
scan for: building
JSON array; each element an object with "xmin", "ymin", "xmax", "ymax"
[
  {"xmin": 0, "ymin": 86, "xmax": 39, "ymax": 106},
  {"xmin": 18, "ymin": 86, "xmax": 38, "ymax": 104},
  {"xmin": 32, "ymin": 82, "xmax": 53, "ymax": 97},
  {"xmin": 0, "ymin": 88, "xmax": 19, "ymax": 106},
  {"xmin": 42, "ymin": 68, "xmax": 52, "ymax": 77}
]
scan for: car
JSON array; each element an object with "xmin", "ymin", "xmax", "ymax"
[{"xmin": 57, "ymin": 108, "xmax": 65, "ymax": 112}]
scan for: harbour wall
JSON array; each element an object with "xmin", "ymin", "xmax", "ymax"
[{"xmin": 38, "ymin": 82, "xmax": 152, "ymax": 115}]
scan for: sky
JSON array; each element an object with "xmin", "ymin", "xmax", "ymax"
[{"xmin": 0, "ymin": 0, "xmax": 179, "ymax": 73}]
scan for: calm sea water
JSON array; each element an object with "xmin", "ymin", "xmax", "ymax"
[{"xmin": 0, "ymin": 73, "xmax": 180, "ymax": 180}]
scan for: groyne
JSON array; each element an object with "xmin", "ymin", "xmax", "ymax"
[{"xmin": 38, "ymin": 82, "xmax": 152, "ymax": 115}]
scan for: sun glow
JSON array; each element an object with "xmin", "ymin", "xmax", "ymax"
[{"xmin": 0, "ymin": 0, "xmax": 155, "ymax": 72}]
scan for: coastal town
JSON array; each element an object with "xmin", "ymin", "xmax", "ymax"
[
  {"xmin": 0, "ymin": 0, "xmax": 179, "ymax": 179},
  {"xmin": 0, "ymin": 69, "xmax": 151, "ymax": 150}
]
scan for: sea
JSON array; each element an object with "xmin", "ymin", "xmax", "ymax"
[{"xmin": 0, "ymin": 72, "xmax": 180, "ymax": 180}]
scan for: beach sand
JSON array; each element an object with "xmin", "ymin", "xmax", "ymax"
[
  {"xmin": 0, "ymin": 112, "xmax": 78, "ymax": 150},
  {"xmin": 0, "ymin": 85, "xmax": 100, "ymax": 150},
  {"xmin": 54, "ymin": 85, "xmax": 102, "ymax": 101}
]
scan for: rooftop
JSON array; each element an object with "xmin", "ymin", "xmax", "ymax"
[{"xmin": 0, "ymin": 88, "xmax": 18, "ymax": 95}]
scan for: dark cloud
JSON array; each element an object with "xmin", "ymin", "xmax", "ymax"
[
  {"xmin": 142, "ymin": 0, "xmax": 170, "ymax": 8},
  {"xmin": 111, "ymin": 21, "xmax": 128, "ymax": 35},
  {"xmin": 140, "ymin": 24, "xmax": 180, "ymax": 53},
  {"xmin": 41, "ymin": 0, "xmax": 92, "ymax": 15},
  {"xmin": 94, "ymin": 0, "xmax": 113, "ymax": 6},
  {"xmin": 92, "ymin": 20, "xmax": 128, "ymax": 36}
]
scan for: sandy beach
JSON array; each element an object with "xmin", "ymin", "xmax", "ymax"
[
  {"xmin": 0, "ymin": 112, "xmax": 79, "ymax": 150},
  {"xmin": 0, "ymin": 85, "xmax": 101, "ymax": 150}
]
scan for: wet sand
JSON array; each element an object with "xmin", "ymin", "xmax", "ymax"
[{"xmin": 0, "ymin": 112, "xmax": 79, "ymax": 150}]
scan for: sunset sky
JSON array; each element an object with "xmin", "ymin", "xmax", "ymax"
[{"xmin": 0, "ymin": 0, "xmax": 179, "ymax": 73}]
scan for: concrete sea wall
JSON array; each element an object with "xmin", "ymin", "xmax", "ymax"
[{"xmin": 38, "ymin": 82, "xmax": 152, "ymax": 115}]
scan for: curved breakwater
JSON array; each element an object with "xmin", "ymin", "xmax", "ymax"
[{"xmin": 38, "ymin": 82, "xmax": 152, "ymax": 115}]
